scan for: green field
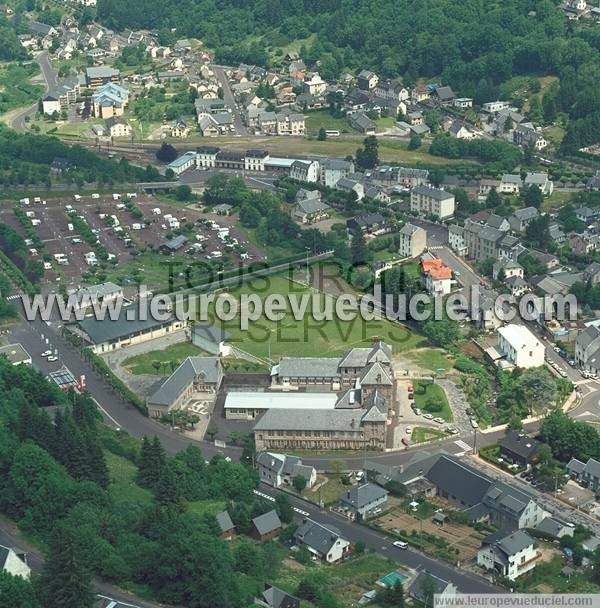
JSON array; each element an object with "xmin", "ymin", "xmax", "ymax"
[
  {"xmin": 305, "ymin": 110, "xmax": 353, "ymax": 135},
  {"xmin": 412, "ymin": 380, "xmax": 453, "ymax": 422},
  {"xmin": 406, "ymin": 348, "xmax": 454, "ymax": 373},
  {"xmin": 0, "ymin": 63, "xmax": 43, "ymax": 117},
  {"xmin": 212, "ymin": 275, "xmax": 425, "ymax": 360},
  {"xmin": 105, "ymin": 452, "xmax": 153, "ymax": 505},
  {"xmin": 122, "ymin": 342, "xmax": 207, "ymax": 375}
]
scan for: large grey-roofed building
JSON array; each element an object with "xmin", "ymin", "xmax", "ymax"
[
  {"xmin": 146, "ymin": 356, "xmax": 223, "ymax": 418},
  {"xmin": 77, "ymin": 302, "xmax": 185, "ymax": 354}
]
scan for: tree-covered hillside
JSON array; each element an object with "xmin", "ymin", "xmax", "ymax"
[{"xmin": 96, "ymin": 0, "xmax": 600, "ymax": 153}]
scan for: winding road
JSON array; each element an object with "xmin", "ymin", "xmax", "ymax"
[{"xmin": 11, "ymin": 51, "xmax": 58, "ymax": 130}]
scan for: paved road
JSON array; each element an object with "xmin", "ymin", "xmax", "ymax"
[
  {"xmin": 12, "ymin": 51, "xmax": 58, "ymax": 130},
  {"xmin": 179, "ymin": 167, "xmax": 278, "ymax": 192},
  {"xmin": 261, "ymin": 485, "xmax": 504, "ymax": 594},
  {"xmin": 211, "ymin": 65, "xmax": 248, "ymax": 135}
]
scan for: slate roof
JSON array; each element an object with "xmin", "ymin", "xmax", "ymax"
[
  {"xmin": 567, "ymin": 458, "xmax": 586, "ymax": 475},
  {"xmin": 294, "ymin": 519, "xmax": 343, "ymax": 555},
  {"xmin": 409, "ymin": 571, "xmax": 453, "ymax": 602},
  {"xmin": 147, "ymin": 357, "xmax": 221, "ymax": 407},
  {"xmin": 78, "ymin": 301, "xmax": 175, "ymax": 345},
  {"xmin": 252, "ymin": 510, "xmax": 282, "ymax": 536},
  {"xmin": 492, "ymin": 530, "xmax": 535, "ymax": 557},
  {"xmin": 215, "ymin": 510, "xmax": 234, "ymax": 533},
  {"xmin": 500, "ymin": 431, "xmax": 541, "ymax": 461},
  {"xmin": 261, "ymin": 585, "xmax": 299, "ymax": 608},
  {"xmin": 339, "ymin": 483, "xmax": 388, "ymax": 510},
  {"xmin": 360, "ymin": 361, "xmax": 393, "ymax": 386},
  {"xmin": 513, "ymin": 206, "xmax": 539, "ymax": 221},
  {"xmin": 535, "ymin": 516, "xmax": 570, "ymax": 538},
  {"xmin": 277, "ymin": 357, "xmax": 340, "ymax": 378},
  {"xmin": 294, "ymin": 198, "xmax": 330, "ymax": 215},
  {"xmin": 412, "ymin": 185, "xmax": 454, "ymax": 201},
  {"xmin": 253, "ymin": 408, "xmax": 374, "ymax": 432},
  {"xmin": 192, "ymin": 323, "xmax": 230, "ymax": 344}
]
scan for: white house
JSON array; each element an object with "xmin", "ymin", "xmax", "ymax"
[
  {"xmin": 256, "ymin": 452, "xmax": 317, "ymax": 489},
  {"xmin": 482, "ymin": 101, "xmax": 510, "ymax": 113},
  {"xmin": 497, "ymin": 324, "xmax": 544, "ymax": 368},
  {"xmin": 290, "ymin": 159, "xmax": 319, "ymax": 183},
  {"xmin": 0, "ymin": 545, "xmax": 31, "ymax": 579},
  {"xmin": 410, "ymin": 185, "xmax": 455, "ymax": 220},
  {"xmin": 477, "ymin": 530, "xmax": 540, "ymax": 580},
  {"xmin": 421, "ymin": 258, "xmax": 453, "ymax": 296},
  {"xmin": 293, "ymin": 519, "xmax": 351, "ymax": 563}
]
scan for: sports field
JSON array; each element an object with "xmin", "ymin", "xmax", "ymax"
[{"xmin": 197, "ymin": 275, "xmax": 425, "ymax": 360}]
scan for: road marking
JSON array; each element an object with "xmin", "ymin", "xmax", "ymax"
[
  {"xmin": 91, "ymin": 396, "xmax": 122, "ymax": 429},
  {"xmin": 454, "ymin": 440, "xmax": 472, "ymax": 452},
  {"xmin": 575, "ymin": 411, "xmax": 595, "ymax": 419}
]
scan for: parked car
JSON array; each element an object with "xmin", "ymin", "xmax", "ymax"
[
  {"xmin": 445, "ymin": 427, "xmax": 458, "ymax": 434},
  {"xmin": 470, "ymin": 418, "xmax": 479, "ymax": 429},
  {"xmin": 41, "ymin": 350, "xmax": 52, "ymax": 357},
  {"xmin": 407, "ymin": 385, "xmax": 414, "ymax": 393},
  {"xmin": 423, "ymin": 413, "xmax": 433, "ymax": 420},
  {"xmin": 408, "ymin": 393, "xmax": 414, "ymax": 400},
  {"xmin": 433, "ymin": 417, "xmax": 444, "ymax": 424},
  {"xmin": 413, "ymin": 408, "xmax": 422, "ymax": 416},
  {"xmin": 393, "ymin": 541, "xmax": 408, "ymax": 549},
  {"xmin": 405, "ymin": 426, "xmax": 412, "ymax": 434},
  {"xmin": 47, "ymin": 356, "xmax": 58, "ymax": 362}
]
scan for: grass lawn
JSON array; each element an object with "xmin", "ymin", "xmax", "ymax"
[
  {"xmin": 187, "ymin": 499, "xmax": 227, "ymax": 518},
  {"xmin": 105, "ymin": 452, "xmax": 153, "ymax": 505},
  {"xmin": 302, "ymin": 475, "xmax": 348, "ymax": 506},
  {"xmin": 122, "ymin": 342, "xmax": 207, "ymax": 375},
  {"xmin": 305, "ymin": 110, "xmax": 354, "ymax": 135},
  {"xmin": 412, "ymin": 380, "xmax": 453, "ymax": 422},
  {"xmin": 218, "ymin": 275, "xmax": 425, "ymax": 360},
  {"xmin": 406, "ymin": 348, "xmax": 454, "ymax": 373},
  {"xmin": 0, "ymin": 63, "xmax": 42, "ymax": 117},
  {"xmin": 376, "ymin": 116, "xmax": 396, "ymax": 130},
  {"xmin": 272, "ymin": 552, "xmax": 400, "ymax": 608},
  {"xmin": 411, "ymin": 426, "xmax": 448, "ymax": 444}
]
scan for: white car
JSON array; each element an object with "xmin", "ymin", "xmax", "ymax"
[
  {"xmin": 433, "ymin": 417, "xmax": 444, "ymax": 424},
  {"xmin": 393, "ymin": 541, "xmax": 408, "ymax": 549},
  {"xmin": 47, "ymin": 356, "xmax": 58, "ymax": 362},
  {"xmin": 470, "ymin": 418, "xmax": 479, "ymax": 429},
  {"xmin": 553, "ymin": 346, "xmax": 561, "ymax": 353},
  {"xmin": 405, "ymin": 426, "xmax": 412, "ymax": 434},
  {"xmin": 423, "ymin": 413, "xmax": 434, "ymax": 420},
  {"xmin": 41, "ymin": 350, "xmax": 52, "ymax": 357}
]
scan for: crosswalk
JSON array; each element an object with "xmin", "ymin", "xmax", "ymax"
[
  {"xmin": 454, "ymin": 439, "xmax": 472, "ymax": 452},
  {"xmin": 6, "ymin": 294, "xmax": 22, "ymax": 301}
]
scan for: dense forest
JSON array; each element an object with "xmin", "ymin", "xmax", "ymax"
[
  {"xmin": 0, "ymin": 358, "xmax": 297, "ymax": 607},
  {"xmin": 96, "ymin": 0, "xmax": 600, "ymax": 153},
  {"xmin": 0, "ymin": 126, "xmax": 162, "ymax": 187}
]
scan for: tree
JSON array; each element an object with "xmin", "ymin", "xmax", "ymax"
[
  {"xmin": 522, "ymin": 184, "xmax": 544, "ymax": 209},
  {"xmin": 422, "ymin": 316, "xmax": 460, "ymax": 349},
  {"xmin": 408, "ymin": 134, "xmax": 421, "ymax": 150},
  {"xmin": 317, "ymin": 127, "xmax": 327, "ymax": 141},
  {"xmin": 275, "ymin": 493, "xmax": 294, "ymax": 523},
  {"xmin": 572, "ymin": 543, "xmax": 584, "ymax": 566},
  {"xmin": 156, "ymin": 143, "xmax": 177, "ymax": 163},
  {"xmin": 486, "ymin": 187, "xmax": 502, "ymax": 208},
  {"xmin": 0, "ymin": 571, "xmax": 40, "ymax": 608},
  {"xmin": 174, "ymin": 185, "xmax": 192, "ymax": 201},
  {"xmin": 355, "ymin": 136, "xmax": 379, "ymax": 170},
  {"xmin": 384, "ymin": 480, "xmax": 407, "ymax": 497},
  {"xmin": 507, "ymin": 414, "xmax": 523, "ymax": 431},
  {"xmin": 520, "ymin": 368, "xmax": 556, "ymax": 414},
  {"xmin": 592, "ymin": 547, "xmax": 600, "ymax": 583},
  {"xmin": 421, "ymin": 573, "xmax": 437, "ymax": 608},
  {"xmin": 376, "ymin": 581, "xmax": 405, "ymax": 607},
  {"xmin": 351, "ymin": 230, "xmax": 368, "ymax": 265},
  {"xmin": 137, "ymin": 435, "xmax": 166, "ymax": 488},
  {"xmin": 38, "ymin": 527, "xmax": 94, "ymax": 608},
  {"xmin": 292, "ymin": 475, "xmax": 307, "ymax": 493},
  {"xmin": 155, "ymin": 462, "xmax": 183, "ymax": 508}
]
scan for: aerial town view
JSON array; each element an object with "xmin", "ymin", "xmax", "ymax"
[{"xmin": 2, "ymin": 0, "xmax": 600, "ymax": 607}]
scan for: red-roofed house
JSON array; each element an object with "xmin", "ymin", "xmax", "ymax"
[{"xmin": 421, "ymin": 258, "xmax": 453, "ymax": 296}]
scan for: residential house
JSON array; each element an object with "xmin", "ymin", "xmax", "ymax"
[
  {"xmin": 250, "ymin": 510, "xmax": 282, "ymax": 541},
  {"xmin": 364, "ymin": 185, "xmax": 391, "ymax": 203},
  {"xmin": 482, "ymin": 101, "xmax": 510, "ymax": 113},
  {"xmin": 215, "ymin": 511, "xmax": 235, "ymax": 540},
  {"xmin": 411, "ymin": 84, "xmax": 430, "ymax": 103},
  {"xmin": 170, "ymin": 117, "xmax": 190, "ymax": 138},
  {"xmin": 349, "ymin": 112, "xmax": 376, "ymax": 135},
  {"xmin": 486, "ymin": 214, "xmax": 510, "ymax": 232},
  {"xmin": 576, "ymin": 206, "xmax": 597, "ymax": 224},
  {"xmin": 398, "ymin": 223, "xmax": 426, "ymax": 258},
  {"xmin": 453, "ymin": 97, "xmax": 473, "ymax": 108},
  {"xmin": 567, "ymin": 457, "xmax": 600, "ymax": 490},
  {"xmin": 549, "ymin": 223, "xmax": 566, "ymax": 244},
  {"xmin": 508, "ymin": 207, "xmax": 539, "ymax": 233},
  {"xmin": 336, "ymin": 177, "xmax": 364, "ymax": 201},
  {"xmin": 293, "ymin": 519, "xmax": 350, "ymax": 563},
  {"xmin": 492, "ymin": 258, "xmax": 523, "ymax": 281},
  {"xmin": 303, "ymin": 72, "xmax": 327, "ymax": 95},
  {"xmin": 347, "ymin": 213, "xmax": 387, "ymax": 235},
  {"xmin": 407, "ymin": 110, "xmax": 423, "ymax": 125},
  {"xmin": 374, "ymin": 79, "xmax": 408, "ymax": 102},
  {"xmin": 505, "ymin": 275, "xmax": 529, "ymax": 297},
  {"xmin": 499, "ymin": 174, "xmax": 522, "ymax": 194},
  {"xmin": 357, "ymin": 70, "xmax": 379, "ymax": 90},
  {"xmin": 339, "ymin": 483, "xmax": 388, "ymax": 519},
  {"xmin": 42, "ymin": 92, "xmax": 61, "ymax": 116},
  {"xmin": 500, "ymin": 431, "xmax": 541, "ymax": 467},
  {"xmin": 448, "ymin": 119, "xmax": 474, "ymax": 139},
  {"xmin": 433, "ymin": 85, "xmax": 455, "ymax": 105},
  {"xmin": 527, "ymin": 249, "xmax": 559, "ymax": 270},
  {"xmin": 0, "ymin": 544, "xmax": 30, "ymax": 579},
  {"xmin": 191, "ymin": 323, "xmax": 230, "ymax": 356},
  {"xmin": 410, "ymin": 185, "xmax": 455, "ymax": 220},
  {"xmin": 575, "ymin": 325, "xmax": 600, "ymax": 374},
  {"xmin": 497, "ymin": 324, "xmax": 545, "ymax": 369},
  {"xmin": 319, "ymin": 158, "xmax": 354, "ymax": 187},
  {"xmin": 586, "ymin": 171, "xmax": 600, "ymax": 192},
  {"xmin": 535, "ymin": 517, "xmax": 574, "ymax": 540},
  {"xmin": 524, "ymin": 172, "xmax": 553, "ymax": 196},
  {"xmin": 293, "ymin": 197, "xmax": 331, "ymax": 224},
  {"xmin": 105, "ymin": 116, "xmax": 131, "ymax": 138},
  {"xmin": 477, "ymin": 530, "xmax": 540, "ymax": 580},
  {"xmin": 257, "ymin": 452, "xmax": 317, "ymax": 489},
  {"xmin": 290, "ymin": 160, "xmax": 320, "ymax": 183},
  {"xmin": 448, "ymin": 225, "xmax": 468, "ymax": 256},
  {"xmin": 421, "ymin": 258, "xmax": 453, "ymax": 296},
  {"xmin": 584, "ymin": 262, "xmax": 600, "ymax": 285},
  {"xmin": 256, "ymin": 585, "xmax": 300, "ymax": 608},
  {"xmin": 408, "ymin": 571, "xmax": 457, "ymax": 605},
  {"xmin": 514, "ymin": 125, "xmax": 548, "ymax": 150}
]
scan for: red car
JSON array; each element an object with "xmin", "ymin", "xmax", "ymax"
[
  {"xmin": 401, "ymin": 437, "xmax": 410, "ymax": 447},
  {"xmin": 407, "ymin": 385, "xmax": 414, "ymax": 393}
]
